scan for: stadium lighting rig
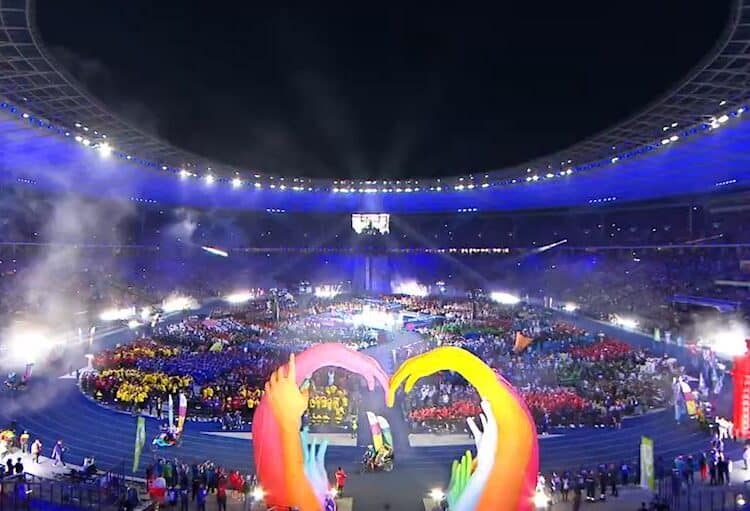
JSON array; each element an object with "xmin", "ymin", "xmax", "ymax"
[
  {"xmin": 611, "ymin": 314, "xmax": 639, "ymax": 330},
  {"xmin": 0, "ymin": 98, "xmax": 746, "ymax": 195},
  {"xmin": 391, "ymin": 279, "xmax": 429, "ymax": 297},
  {"xmin": 563, "ymin": 302, "xmax": 578, "ymax": 312},
  {"xmin": 224, "ymin": 290, "xmax": 259, "ymax": 304},
  {"xmin": 99, "ymin": 306, "xmax": 136, "ymax": 321},
  {"xmin": 698, "ymin": 322, "xmax": 750, "ymax": 358},
  {"xmin": 161, "ymin": 294, "xmax": 198, "ymax": 313},
  {"xmin": 96, "ymin": 142, "xmax": 112, "ymax": 157},
  {"xmin": 490, "ymin": 291, "xmax": 521, "ymax": 305},
  {"xmin": 3, "ymin": 324, "xmax": 64, "ymax": 365}
]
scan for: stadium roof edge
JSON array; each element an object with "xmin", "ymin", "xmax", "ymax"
[{"xmin": 0, "ymin": 0, "xmax": 748, "ymax": 193}]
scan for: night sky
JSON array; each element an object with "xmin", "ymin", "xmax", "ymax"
[{"xmin": 37, "ymin": 1, "xmax": 731, "ymax": 179}]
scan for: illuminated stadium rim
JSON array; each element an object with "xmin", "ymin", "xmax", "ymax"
[{"xmin": 0, "ymin": 0, "xmax": 749, "ymax": 194}]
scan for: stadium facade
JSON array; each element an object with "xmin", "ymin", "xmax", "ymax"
[{"xmin": 0, "ymin": 0, "xmax": 749, "ymax": 213}]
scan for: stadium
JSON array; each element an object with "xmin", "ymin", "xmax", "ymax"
[{"xmin": 0, "ymin": 0, "xmax": 749, "ymax": 510}]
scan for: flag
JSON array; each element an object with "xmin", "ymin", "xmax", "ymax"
[
  {"xmin": 680, "ymin": 379, "xmax": 697, "ymax": 417},
  {"xmin": 89, "ymin": 326, "xmax": 96, "ymax": 347},
  {"xmin": 366, "ymin": 411, "xmax": 384, "ymax": 452},
  {"xmin": 673, "ymin": 380, "xmax": 685, "ymax": 422},
  {"xmin": 376, "ymin": 415, "xmax": 393, "ymax": 449},
  {"xmin": 168, "ymin": 395, "xmax": 174, "ymax": 429},
  {"xmin": 133, "ymin": 416, "xmax": 145, "ymax": 473},
  {"xmin": 513, "ymin": 331, "xmax": 533, "ymax": 353},
  {"xmin": 177, "ymin": 393, "xmax": 187, "ymax": 434},
  {"xmin": 640, "ymin": 436, "xmax": 654, "ymax": 491}
]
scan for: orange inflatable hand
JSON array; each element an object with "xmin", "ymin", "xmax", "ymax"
[
  {"xmin": 264, "ymin": 354, "xmax": 319, "ymax": 510},
  {"xmin": 265, "ymin": 353, "xmax": 308, "ymax": 433}
]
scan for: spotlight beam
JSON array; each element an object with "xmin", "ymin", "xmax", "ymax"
[
  {"xmin": 201, "ymin": 245, "xmax": 229, "ymax": 257},
  {"xmin": 533, "ymin": 238, "xmax": 568, "ymax": 253}
]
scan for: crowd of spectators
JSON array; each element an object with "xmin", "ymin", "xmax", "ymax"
[
  {"xmin": 80, "ymin": 305, "xmax": 375, "ymax": 431},
  {"xmin": 144, "ymin": 456, "xmax": 254, "ymax": 511},
  {"xmin": 1, "ymin": 216, "xmax": 747, "ymax": 350},
  {"xmin": 534, "ymin": 431, "xmax": 739, "ymax": 510},
  {"xmin": 505, "ymin": 248, "xmax": 749, "ymax": 339},
  {"xmin": 396, "ymin": 304, "xmax": 674, "ymax": 433}
]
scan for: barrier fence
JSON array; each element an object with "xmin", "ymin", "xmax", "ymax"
[{"xmin": 656, "ymin": 476, "xmax": 750, "ymax": 511}]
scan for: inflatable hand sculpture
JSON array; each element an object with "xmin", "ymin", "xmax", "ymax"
[
  {"xmin": 253, "ymin": 345, "xmax": 389, "ymax": 510},
  {"xmin": 263, "ymin": 354, "xmax": 319, "ymax": 510},
  {"xmin": 301, "ymin": 427, "xmax": 330, "ymax": 503},
  {"xmin": 448, "ymin": 450, "xmax": 473, "ymax": 509},
  {"xmin": 388, "ymin": 347, "xmax": 538, "ymax": 511},
  {"xmin": 446, "ymin": 401, "xmax": 500, "ymax": 511},
  {"xmin": 266, "ymin": 354, "xmax": 308, "ymax": 432},
  {"xmin": 253, "ymin": 344, "xmax": 537, "ymax": 511}
]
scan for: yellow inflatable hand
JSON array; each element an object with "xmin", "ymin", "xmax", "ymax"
[{"xmin": 389, "ymin": 346, "xmax": 537, "ymax": 511}]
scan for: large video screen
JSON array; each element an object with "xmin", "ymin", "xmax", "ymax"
[{"xmin": 352, "ymin": 213, "xmax": 390, "ymax": 234}]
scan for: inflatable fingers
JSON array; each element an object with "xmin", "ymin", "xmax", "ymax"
[
  {"xmin": 448, "ymin": 451, "xmax": 473, "ymax": 509},
  {"xmin": 456, "ymin": 401, "xmax": 499, "ymax": 511},
  {"xmin": 388, "ymin": 347, "xmax": 537, "ymax": 511}
]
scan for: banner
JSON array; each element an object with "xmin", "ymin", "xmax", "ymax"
[
  {"xmin": 733, "ymin": 343, "xmax": 750, "ymax": 438},
  {"xmin": 133, "ymin": 416, "xmax": 145, "ymax": 473},
  {"xmin": 640, "ymin": 436, "xmax": 654, "ymax": 491}
]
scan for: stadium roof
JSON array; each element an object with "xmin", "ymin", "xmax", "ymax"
[{"xmin": 0, "ymin": 0, "xmax": 749, "ymax": 213}]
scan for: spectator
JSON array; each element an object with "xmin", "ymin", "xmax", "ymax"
[
  {"xmin": 51, "ymin": 440, "xmax": 65, "ymax": 466},
  {"xmin": 31, "ymin": 439, "xmax": 41, "ymax": 464},
  {"xmin": 335, "ymin": 467, "xmax": 348, "ymax": 496}
]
